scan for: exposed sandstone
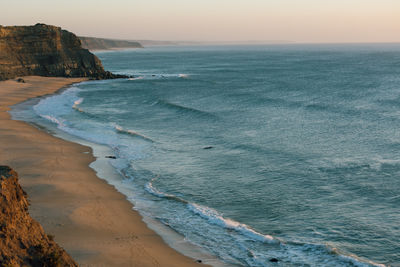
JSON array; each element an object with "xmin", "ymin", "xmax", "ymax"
[
  {"xmin": 0, "ymin": 166, "xmax": 77, "ymax": 266},
  {"xmin": 0, "ymin": 24, "xmax": 126, "ymax": 81}
]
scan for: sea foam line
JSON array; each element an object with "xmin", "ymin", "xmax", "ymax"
[
  {"xmin": 187, "ymin": 203, "xmax": 276, "ymax": 244},
  {"xmin": 124, "ymin": 73, "xmax": 189, "ymax": 80},
  {"xmin": 145, "ymin": 177, "xmax": 188, "ymax": 204},
  {"xmin": 72, "ymin": 98, "xmax": 85, "ymax": 112},
  {"xmin": 115, "ymin": 125, "xmax": 154, "ymax": 143},
  {"xmin": 128, "ymin": 76, "xmax": 144, "ymax": 81},
  {"xmin": 145, "ymin": 177, "xmax": 276, "ymax": 244},
  {"xmin": 40, "ymin": 115, "xmax": 65, "ymax": 127},
  {"xmin": 144, "ymin": 177, "xmax": 387, "ymax": 267}
]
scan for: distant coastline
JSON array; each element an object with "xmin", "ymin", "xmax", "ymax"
[{"xmin": 79, "ymin": 36, "xmax": 143, "ymax": 51}]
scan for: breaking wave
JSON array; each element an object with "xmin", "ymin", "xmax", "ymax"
[
  {"xmin": 155, "ymin": 100, "xmax": 218, "ymax": 119},
  {"xmin": 144, "ymin": 178, "xmax": 384, "ymax": 267},
  {"xmin": 115, "ymin": 125, "xmax": 154, "ymax": 142}
]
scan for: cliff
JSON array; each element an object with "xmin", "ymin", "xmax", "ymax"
[
  {"xmin": 79, "ymin": 36, "xmax": 143, "ymax": 50},
  {"xmin": 0, "ymin": 24, "xmax": 126, "ymax": 81},
  {"xmin": 0, "ymin": 166, "xmax": 77, "ymax": 266}
]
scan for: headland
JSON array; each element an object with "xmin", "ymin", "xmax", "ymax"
[{"xmin": 0, "ymin": 23, "xmax": 207, "ymax": 266}]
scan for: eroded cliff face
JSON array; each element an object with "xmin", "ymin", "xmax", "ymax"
[
  {"xmin": 0, "ymin": 166, "xmax": 77, "ymax": 266},
  {"xmin": 0, "ymin": 24, "xmax": 125, "ymax": 81}
]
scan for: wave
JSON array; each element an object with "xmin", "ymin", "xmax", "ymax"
[
  {"xmin": 72, "ymin": 107, "xmax": 97, "ymax": 118},
  {"xmin": 305, "ymin": 103, "xmax": 330, "ymax": 111},
  {"xmin": 145, "ymin": 178, "xmax": 275, "ymax": 244},
  {"xmin": 40, "ymin": 114, "xmax": 65, "ymax": 127},
  {"xmin": 30, "ymin": 72, "xmax": 388, "ymax": 267},
  {"xmin": 145, "ymin": 177, "xmax": 189, "ymax": 204},
  {"xmin": 72, "ymin": 98, "xmax": 83, "ymax": 108},
  {"xmin": 128, "ymin": 76, "xmax": 144, "ymax": 81},
  {"xmin": 225, "ymin": 92, "xmax": 374, "ymax": 119},
  {"xmin": 115, "ymin": 125, "xmax": 154, "ymax": 143},
  {"xmin": 335, "ymin": 252, "xmax": 386, "ymax": 267},
  {"xmin": 123, "ymin": 72, "xmax": 190, "ymax": 80},
  {"xmin": 148, "ymin": 73, "xmax": 189, "ymax": 79},
  {"xmin": 72, "ymin": 98, "xmax": 85, "ymax": 112},
  {"xmin": 187, "ymin": 203, "xmax": 276, "ymax": 244},
  {"xmin": 71, "ymin": 98, "xmax": 100, "ymax": 119},
  {"xmin": 316, "ymin": 156, "xmax": 400, "ymax": 173},
  {"xmin": 155, "ymin": 100, "xmax": 218, "ymax": 119},
  {"xmin": 35, "ymin": 101, "xmax": 387, "ymax": 266},
  {"xmin": 178, "ymin": 73, "xmax": 189, "ymax": 78},
  {"xmin": 373, "ymin": 158, "xmax": 400, "ymax": 168},
  {"xmin": 144, "ymin": 177, "xmax": 386, "ymax": 267},
  {"xmin": 376, "ymin": 98, "xmax": 400, "ymax": 108}
]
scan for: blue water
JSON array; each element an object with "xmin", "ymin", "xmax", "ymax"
[{"xmin": 24, "ymin": 45, "xmax": 400, "ymax": 266}]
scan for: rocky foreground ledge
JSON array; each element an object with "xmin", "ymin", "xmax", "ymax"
[
  {"xmin": 0, "ymin": 23, "xmax": 127, "ymax": 81},
  {"xmin": 0, "ymin": 166, "xmax": 77, "ymax": 266}
]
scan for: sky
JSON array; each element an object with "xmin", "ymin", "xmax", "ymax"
[{"xmin": 1, "ymin": 0, "xmax": 399, "ymax": 43}]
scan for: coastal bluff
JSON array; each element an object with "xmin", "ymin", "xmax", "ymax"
[
  {"xmin": 0, "ymin": 24, "xmax": 125, "ymax": 81},
  {"xmin": 79, "ymin": 36, "xmax": 143, "ymax": 50},
  {"xmin": 0, "ymin": 166, "xmax": 77, "ymax": 266}
]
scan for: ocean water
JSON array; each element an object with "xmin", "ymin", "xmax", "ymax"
[{"xmin": 14, "ymin": 44, "xmax": 400, "ymax": 266}]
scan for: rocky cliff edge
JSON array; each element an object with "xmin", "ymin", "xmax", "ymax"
[
  {"xmin": 0, "ymin": 166, "xmax": 77, "ymax": 266},
  {"xmin": 0, "ymin": 24, "xmax": 126, "ymax": 81}
]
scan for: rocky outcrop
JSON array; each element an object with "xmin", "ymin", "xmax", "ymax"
[
  {"xmin": 79, "ymin": 36, "xmax": 143, "ymax": 50},
  {"xmin": 0, "ymin": 166, "xmax": 77, "ymax": 266},
  {"xmin": 0, "ymin": 24, "xmax": 126, "ymax": 81}
]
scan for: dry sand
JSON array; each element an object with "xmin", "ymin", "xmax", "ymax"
[{"xmin": 0, "ymin": 76, "xmax": 206, "ymax": 266}]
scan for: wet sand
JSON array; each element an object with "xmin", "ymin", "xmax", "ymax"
[{"xmin": 0, "ymin": 76, "xmax": 205, "ymax": 266}]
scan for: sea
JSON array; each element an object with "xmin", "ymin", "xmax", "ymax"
[{"xmin": 11, "ymin": 44, "xmax": 400, "ymax": 266}]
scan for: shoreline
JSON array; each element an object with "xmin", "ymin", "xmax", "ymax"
[{"xmin": 0, "ymin": 76, "xmax": 209, "ymax": 266}]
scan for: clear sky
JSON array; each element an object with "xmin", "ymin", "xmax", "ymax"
[{"xmin": 1, "ymin": 0, "xmax": 399, "ymax": 43}]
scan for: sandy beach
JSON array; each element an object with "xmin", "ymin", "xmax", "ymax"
[{"xmin": 0, "ymin": 76, "xmax": 205, "ymax": 266}]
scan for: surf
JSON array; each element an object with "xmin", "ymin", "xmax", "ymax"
[
  {"xmin": 114, "ymin": 125, "xmax": 154, "ymax": 143},
  {"xmin": 155, "ymin": 99, "xmax": 218, "ymax": 119},
  {"xmin": 143, "ymin": 177, "xmax": 385, "ymax": 267}
]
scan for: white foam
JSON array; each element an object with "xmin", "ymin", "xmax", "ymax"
[
  {"xmin": 40, "ymin": 114, "xmax": 65, "ymax": 127},
  {"xmin": 125, "ymin": 72, "xmax": 190, "ymax": 80},
  {"xmin": 327, "ymin": 246, "xmax": 386, "ymax": 267},
  {"xmin": 71, "ymin": 98, "xmax": 85, "ymax": 113},
  {"xmin": 187, "ymin": 203, "xmax": 276, "ymax": 244},
  {"xmin": 145, "ymin": 177, "xmax": 169, "ymax": 198},
  {"xmin": 115, "ymin": 125, "xmax": 154, "ymax": 142},
  {"xmin": 73, "ymin": 98, "xmax": 84, "ymax": 108},
  {"xmin": 29, "ymin": 81, "xmax": 388, "ymax": 267},
  {"xmin": 144, "ymin": 179, "xmax": 277, "ymax": 247},
  {"xmin": 337, "ymin": 253, "xmax": 386, "ymax": 267},
  {"xmin": 128, "ymin": 76, "xmax": 144, "ymax": 80},
  {"xmin": 142, "ymin": 178, "xmax": 386, "ymax": 266}
]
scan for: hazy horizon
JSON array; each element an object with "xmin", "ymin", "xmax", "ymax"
[{"xmin": 1, "ymin": 0, "xmax": 399, "ymax": 43}]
